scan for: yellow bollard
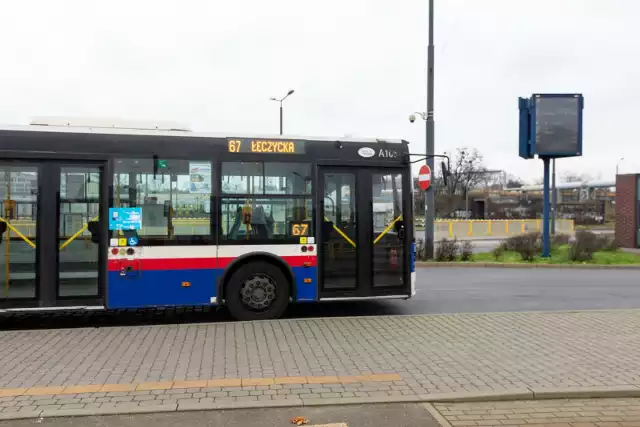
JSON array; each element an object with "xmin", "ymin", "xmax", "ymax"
[
  {"xmin": 487, "ymin": 221, "xmax": 492, "ymax": 236},
  {"xmin": 505, "ymin": 220, "xmax": 509, "ymax": 234},
  {"xmin": 536, "ymin": 219, "xmax": 541, "ymax": 232},
  {"xmin": 448, "ymin": 221, "xmax": 453, "ymax": 238},
  {"xmin": 521, "ymin": 221, "xmax": 525, "ymax": 233},
  {"xmin": 468, "ymin": 221, "xmax": 473, "ymax": 237}
]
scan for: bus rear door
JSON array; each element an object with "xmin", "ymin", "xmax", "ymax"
[{"xmin": 317, "ymin": 166, "xmax": 411, "ymax": 299}]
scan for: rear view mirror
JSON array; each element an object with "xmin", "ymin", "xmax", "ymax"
[{"xmin": 441, "ymin": 161, "xmax": 449, "ymax": 187}]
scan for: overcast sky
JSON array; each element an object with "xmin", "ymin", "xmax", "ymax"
[{"xmin": 1, "ymin": 0, "xmax": 638, "ymax": 183}]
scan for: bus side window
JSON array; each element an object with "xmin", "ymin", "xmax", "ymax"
[{"xmin": 0, "ymin": 221, "xmax": 6, "ymax": 243}]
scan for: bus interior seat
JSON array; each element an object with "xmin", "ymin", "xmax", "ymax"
[
  {"xmin": 251, "ymin": 206, "xmax": 272, "ymax": 239},
  {"xmin": 229, "ymin": 207, "xmax": 242, "ymax": 239}
]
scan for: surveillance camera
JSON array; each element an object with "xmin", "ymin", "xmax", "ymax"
[{"xmin": 408, "ymin": 114, "xmax": 416, "ymax": 123}]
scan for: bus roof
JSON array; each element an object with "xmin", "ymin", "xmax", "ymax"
[{"xmin": 0, "ymin": 120, "xmax": 406, "ymax": 145}]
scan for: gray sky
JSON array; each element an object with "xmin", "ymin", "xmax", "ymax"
[{"xmin": 1, "ymin": 0, "xmax": 638, "ymax": 182}]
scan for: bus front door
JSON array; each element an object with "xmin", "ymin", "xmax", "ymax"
[
  {"xmin": 318, "ymin": 167, "xmax": 411, "ymax": 299},
  {"xmin": 1, "ymin": 161, "xmax": 107, "ymax": 311}
]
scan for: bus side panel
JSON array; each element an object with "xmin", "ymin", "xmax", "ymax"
[
  {"xmin": 107, "ymin": 247, "xmax": 219, "ymax": 309},
  {"xmin": 411, "ymin": 241, "xmax": 416, "ymax": 296},
  {"xmin": 217, "ymin": 245, "xmax": 318, "ymax": 303}
]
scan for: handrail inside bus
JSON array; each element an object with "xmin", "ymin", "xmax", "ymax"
[
  {"xmin": 373, "ymin": 215, "xmax": 403, "ymax": 245},
  {"xmin": 0, "ymin": 217, "xmax": 36, "ymax": 249},
  {"xmin": 59, "ymin": 216, "xmax": 99, "ymax": 250},
  {"xmin": 323, "ymin": 217, "xmax": 356, "ymax": 248}
]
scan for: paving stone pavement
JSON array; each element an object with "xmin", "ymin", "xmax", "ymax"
[
  {"xmin": 432, "ymin": 397, "xmax": 640, "ymax": 426},
  {"xmin": 1, "ymin": 310, "xmax": 640, "ymax": 419}
]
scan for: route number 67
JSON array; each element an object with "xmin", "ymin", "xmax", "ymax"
[{"xmin": 291, "ymin": 223, "xmax": 309, "ymax": 236}]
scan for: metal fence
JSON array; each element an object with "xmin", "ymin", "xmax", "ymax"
[
  {"xmin": 5, "ymin": 218, "xmax": 575, "ymax": 242},
  {"xmin": 434, "ymin": 219, "xmax": 574, "ymax": 240}
]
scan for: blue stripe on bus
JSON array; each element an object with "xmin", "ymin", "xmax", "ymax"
[
  {"xmin": 410, "ymin": 241, "xmax": 416, "ymax": 273},
  {"xmin": 107, "ymin": 269, "xmax": 218, "ymax": 309},
  {"xmin": 293, "ymin": 266, "xmax": 317, "ymax": 302},
  {"xmin": 107, "ymin": 266, "xmax": 318, "ymax": 309}
]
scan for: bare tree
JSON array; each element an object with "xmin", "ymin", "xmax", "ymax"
[
  {"xmin": 562, "ymin": 171, "xmax": 592, "ymax": 183},
  {"xmin": 506, "ymin": 174, "xmax": 524, "ymax": 189},
  {"xmin": 442, "ymin": 148, "xmax": 487, "ymax": 196},
  {"xmin": 427, "ymin": 148, "xmax": 486, "ymax": 217}
]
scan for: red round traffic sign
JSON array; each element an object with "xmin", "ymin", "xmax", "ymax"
[{"xmin": 418, "ymin": 164, "xmax": 431, "ymax": 191}]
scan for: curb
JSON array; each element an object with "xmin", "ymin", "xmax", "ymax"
[
  {"xmin": 416, "ymin": 262, "xmax": 640, "ymax": 270},
  {"xmin": 3, "ymin": 386, "xmax": 640, "ymax": 421}
]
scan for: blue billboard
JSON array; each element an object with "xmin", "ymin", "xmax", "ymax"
[{"xmin": 519, "ymin": 94, "xmax": 584, "ymax": 159}]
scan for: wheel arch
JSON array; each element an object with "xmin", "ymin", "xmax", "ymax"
[{"xmin": 217, "ymin": 252, "xmax": 296, "ymax": 304}]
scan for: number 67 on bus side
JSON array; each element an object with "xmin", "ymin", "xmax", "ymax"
[{"xmin": 290, "ymin": 222, "xmax": 309, "ymax": 236}]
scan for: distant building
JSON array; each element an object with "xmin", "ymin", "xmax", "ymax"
[{"xmin": 615, "ymin": 174, "xmax": 639, "ymax": 249}]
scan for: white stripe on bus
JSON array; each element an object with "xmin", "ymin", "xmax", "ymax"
[{"xmin": 109, "ymin": 244, "xmax": 316, "ymax": 259}]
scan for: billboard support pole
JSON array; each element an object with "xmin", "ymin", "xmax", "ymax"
[
  {"xmin": 519, "ymin": 93, "xmax": 583, "ymax": 258},
  {"xmin": 542, "ymin": 157, "xmax": 551, "ymax": 257}
]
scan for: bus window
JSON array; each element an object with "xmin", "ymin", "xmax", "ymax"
[
  {"xmin": 220, "ymin": 198, "xmax": 312, "ymax": 242},
  {"xmin": 112, "ymin": 159, "xmax": 214, "ymax": 244},
  {"xmin": 220, "ymin": 162, "xmax": 312, "ymax": 243}
]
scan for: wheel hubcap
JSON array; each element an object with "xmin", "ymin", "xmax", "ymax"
[{"xmin": 240, "ymin": 274, "xmax": 276, "ymax": 311}]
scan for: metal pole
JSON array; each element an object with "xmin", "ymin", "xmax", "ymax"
[
  {"xmin": 551, "ymin": 158, "xmax": 556, "ymax": 234},
  {"xmin": 542, "ymin": 157, "xmax": 551, "ymax": 257},
  {"xmin": 424, "ymin": 0, "xmax": 435, "ymax": 259},
  {"xmin": 279, "ymin": 103, "xmax": 283, "ymax": 135},
  {"xmin": 4, "ymin": 170, "xmax": 10, "ymax": 297}
]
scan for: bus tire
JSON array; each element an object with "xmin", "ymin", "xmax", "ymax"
[{"xmin": 225, "ymin": 261, "xmax": 290, "ymax": 321}]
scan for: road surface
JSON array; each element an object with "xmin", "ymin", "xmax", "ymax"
[{"xmin": 1, "ymin": 266, "xmax": 638, "ymax": 329}]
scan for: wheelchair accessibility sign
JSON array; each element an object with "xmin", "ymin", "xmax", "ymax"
[{"xmin": 128, "ymin": 237, "xmax": 139, "ymax": 247}]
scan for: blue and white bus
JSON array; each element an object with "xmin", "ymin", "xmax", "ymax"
[{"xmin": 0, "ymin": 118, "xmax": 415, "ymax": 320}]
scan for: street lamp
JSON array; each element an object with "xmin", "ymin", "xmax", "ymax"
[
  {"xmin": 407, "ymin": 0, "xmax": 435, "ymax": 259},
  {"xmin": 616, "ymin": 157, "xmax": 624, "ymax": 176},
  {"xmin": 270, "ymin": 89, "xmax": 295, "ymax": 135}
]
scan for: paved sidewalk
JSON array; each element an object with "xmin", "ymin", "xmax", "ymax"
[
  {"xmin": 432, "ymin": 398, "xmax": 640, "ymax": 426},
  {"xmin": 1, "ymin": 310, "xmax": 640, "ymax": 419}
]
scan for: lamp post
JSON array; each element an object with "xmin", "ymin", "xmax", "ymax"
[
  {"xmin": 409, "ymin": 108, "xmax": 434, "ymax": 257},
  {"xmin": 616, "ymin": 157, "xmax": 624, "ymax": 176},
  {"xmin": 551, "ymin": 159, "xmax": 556, "ymax": 235},
  {"xmin": 408, "ymin": 0, "xmax": 436, "ymax": 258},
  {"xmin": 270, "ymin": 89, "xmax": 295, "ymax": 135}
]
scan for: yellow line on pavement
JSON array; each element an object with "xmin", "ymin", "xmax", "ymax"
[{"xmin": 0, "ymin": 373, "xmax": 401, "ymax": 398}]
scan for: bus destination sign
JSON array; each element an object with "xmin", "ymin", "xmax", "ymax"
[{"xmin": 227, "ymin": 138, "xmax": 305, "ymax": 154}]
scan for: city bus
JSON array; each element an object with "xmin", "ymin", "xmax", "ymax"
[{"xmin": 0, "ymin": 118, "xmax": 415, "ymax": 320}]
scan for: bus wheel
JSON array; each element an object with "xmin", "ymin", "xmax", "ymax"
[{"xmin": 226, "ymin": 261, "xmax": 290, "ymax": 321}]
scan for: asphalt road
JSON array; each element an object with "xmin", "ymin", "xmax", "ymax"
[
  {"xmin": 0, "ymin": 404, "xmax": 439, "ymax": 427},
  {"xmin": 1, "ymin": 266, "xmax": 638, "ymax": 329}
]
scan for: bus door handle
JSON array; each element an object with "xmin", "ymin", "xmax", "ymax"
[{"xmin": 118, "ymin": 260, "xmax": 140, "ymax": 279}]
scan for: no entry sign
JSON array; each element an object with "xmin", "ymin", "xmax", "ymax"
[{"xmin": 418, "ymin": 164, "xmax": 431, "ymax": 191}]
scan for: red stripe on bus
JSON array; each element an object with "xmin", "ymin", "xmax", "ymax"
[
  {"xmin": 108, "ymin": 258, "xmax": 217, "ymax": 271},
  {"xmin": 107, "ymin": 255, "xmax": 316, "ymax": 271},
  {"xmin": 216, "ymin": 256, "xmax": 316, "ymax": 268}
]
